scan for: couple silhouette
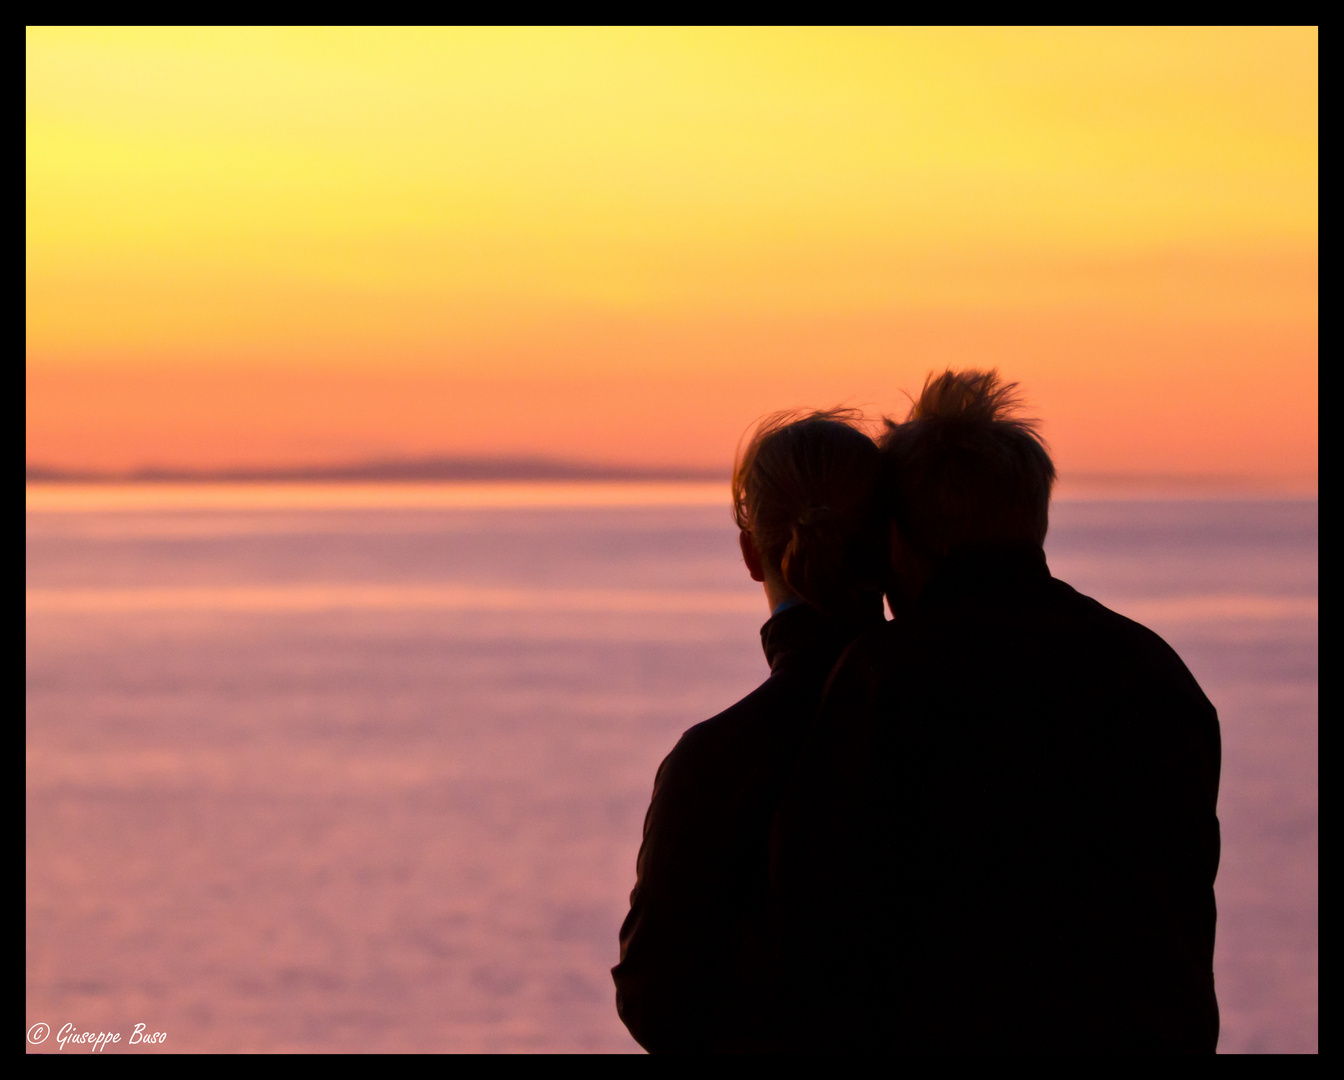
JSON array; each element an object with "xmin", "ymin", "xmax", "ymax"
[{"xmin": 613, "ymin": 370, "xmax": 1220, "ymax": 1054}]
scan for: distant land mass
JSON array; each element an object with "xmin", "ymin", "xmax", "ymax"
[{"xmin": 25, "ymin": 456, "xmax": 728, "ymax": 484}]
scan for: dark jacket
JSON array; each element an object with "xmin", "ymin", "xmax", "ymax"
[
  {"xmin": 770, "ymin": 544, "xmax": 1221, "ymax": 1053},
  {"xmin": 613, "ymin": 598, "xmax": 886, "ymax": 1053}
]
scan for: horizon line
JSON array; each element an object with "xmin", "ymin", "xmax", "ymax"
[
  {"xmin": 25, "ymin": 455, "xmax": 728, "ymax": 484},
  {"xmin": 25, "ymin": 456, "xmax": 1316, "ymax": 498}
]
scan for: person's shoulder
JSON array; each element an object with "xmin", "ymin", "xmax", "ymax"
[
  {"xmin": 1046, "ymin": 577, "xmax": 1214, "ymax": 710},
  {"xmin": 1048, "ymin": 576, "xmax": 1173, "ymax": 652},
  {"xmin": 654, "ymin": 674, "xmax": 791, "ymax": 788},
  {"xmin": 647, "ymin": 674, "xmax": 827, "ymax": 842}
]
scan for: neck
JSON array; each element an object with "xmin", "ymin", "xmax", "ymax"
[
  {"xmin": 763, "ymin": 574, "xmax": 796, "ymax": 615},
  {"xmin": 917, "ymin": 542, "xmax": 1050, "ymax": 606}
]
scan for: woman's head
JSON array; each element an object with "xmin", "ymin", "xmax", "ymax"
[{"xmin": 732, "ymin": 409, "xmax": 886, "ymax": 614}]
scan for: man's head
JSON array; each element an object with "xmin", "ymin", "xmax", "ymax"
[{"xmin": 880, "ymin": 369, "xmax": 1055, "ymax": 601}]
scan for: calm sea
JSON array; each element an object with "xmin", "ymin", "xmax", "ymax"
[{"xmin": 26, "ymin": 484, "xmax": 1317, "ymax": 1053}]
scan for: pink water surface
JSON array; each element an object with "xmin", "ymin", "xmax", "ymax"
[{"xmin": 26, "ymin": 492, "xmax": 1317, "ymax": 1052}]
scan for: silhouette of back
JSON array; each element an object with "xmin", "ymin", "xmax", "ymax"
[
  {"xmin": 769, "ymin": 372, "xmax": 1220, "ymax": 1053},
  {"xmin": 613, "ymin": 410, "xmax": 888, "ymax": 1051}
]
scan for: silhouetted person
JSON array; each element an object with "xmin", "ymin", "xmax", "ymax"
[
  {"xmin": 770, "ymin": 371, "xmax": 1221, "ymax": 1053},
  {"xmin": 613, "ymin": 410, "xmax": 888, "ymax": 1052}
]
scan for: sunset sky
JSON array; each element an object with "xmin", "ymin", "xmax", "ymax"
[{"xmin": 26, "ymin": 27, "xmax": 1317, "ymax": 486}]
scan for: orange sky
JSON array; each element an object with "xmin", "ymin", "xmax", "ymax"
[{"xmin": 26, "ymin": 27, "xmax": 1317, "ymax": 486}]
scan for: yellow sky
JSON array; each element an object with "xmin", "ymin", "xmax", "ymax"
[{"xmin": 26, "ymin": 27, "xmax": 1317, "ymax": 484}]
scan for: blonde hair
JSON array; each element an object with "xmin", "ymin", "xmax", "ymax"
[
  {"xmin": 732, "ymin": 409, "xmax": 885, "ymax": 613},
  {"xmin": 880, "ymin": 369, "xmax": 1055, "ymax": 557}
]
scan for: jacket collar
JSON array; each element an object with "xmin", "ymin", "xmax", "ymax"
[
  {"xmin": 916, "ymin": 542, "xmax": 1051, "ymax": 610},
  {"xmin": 759, "ymin": 593, "xmax": 886, "ymax": 674}
]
